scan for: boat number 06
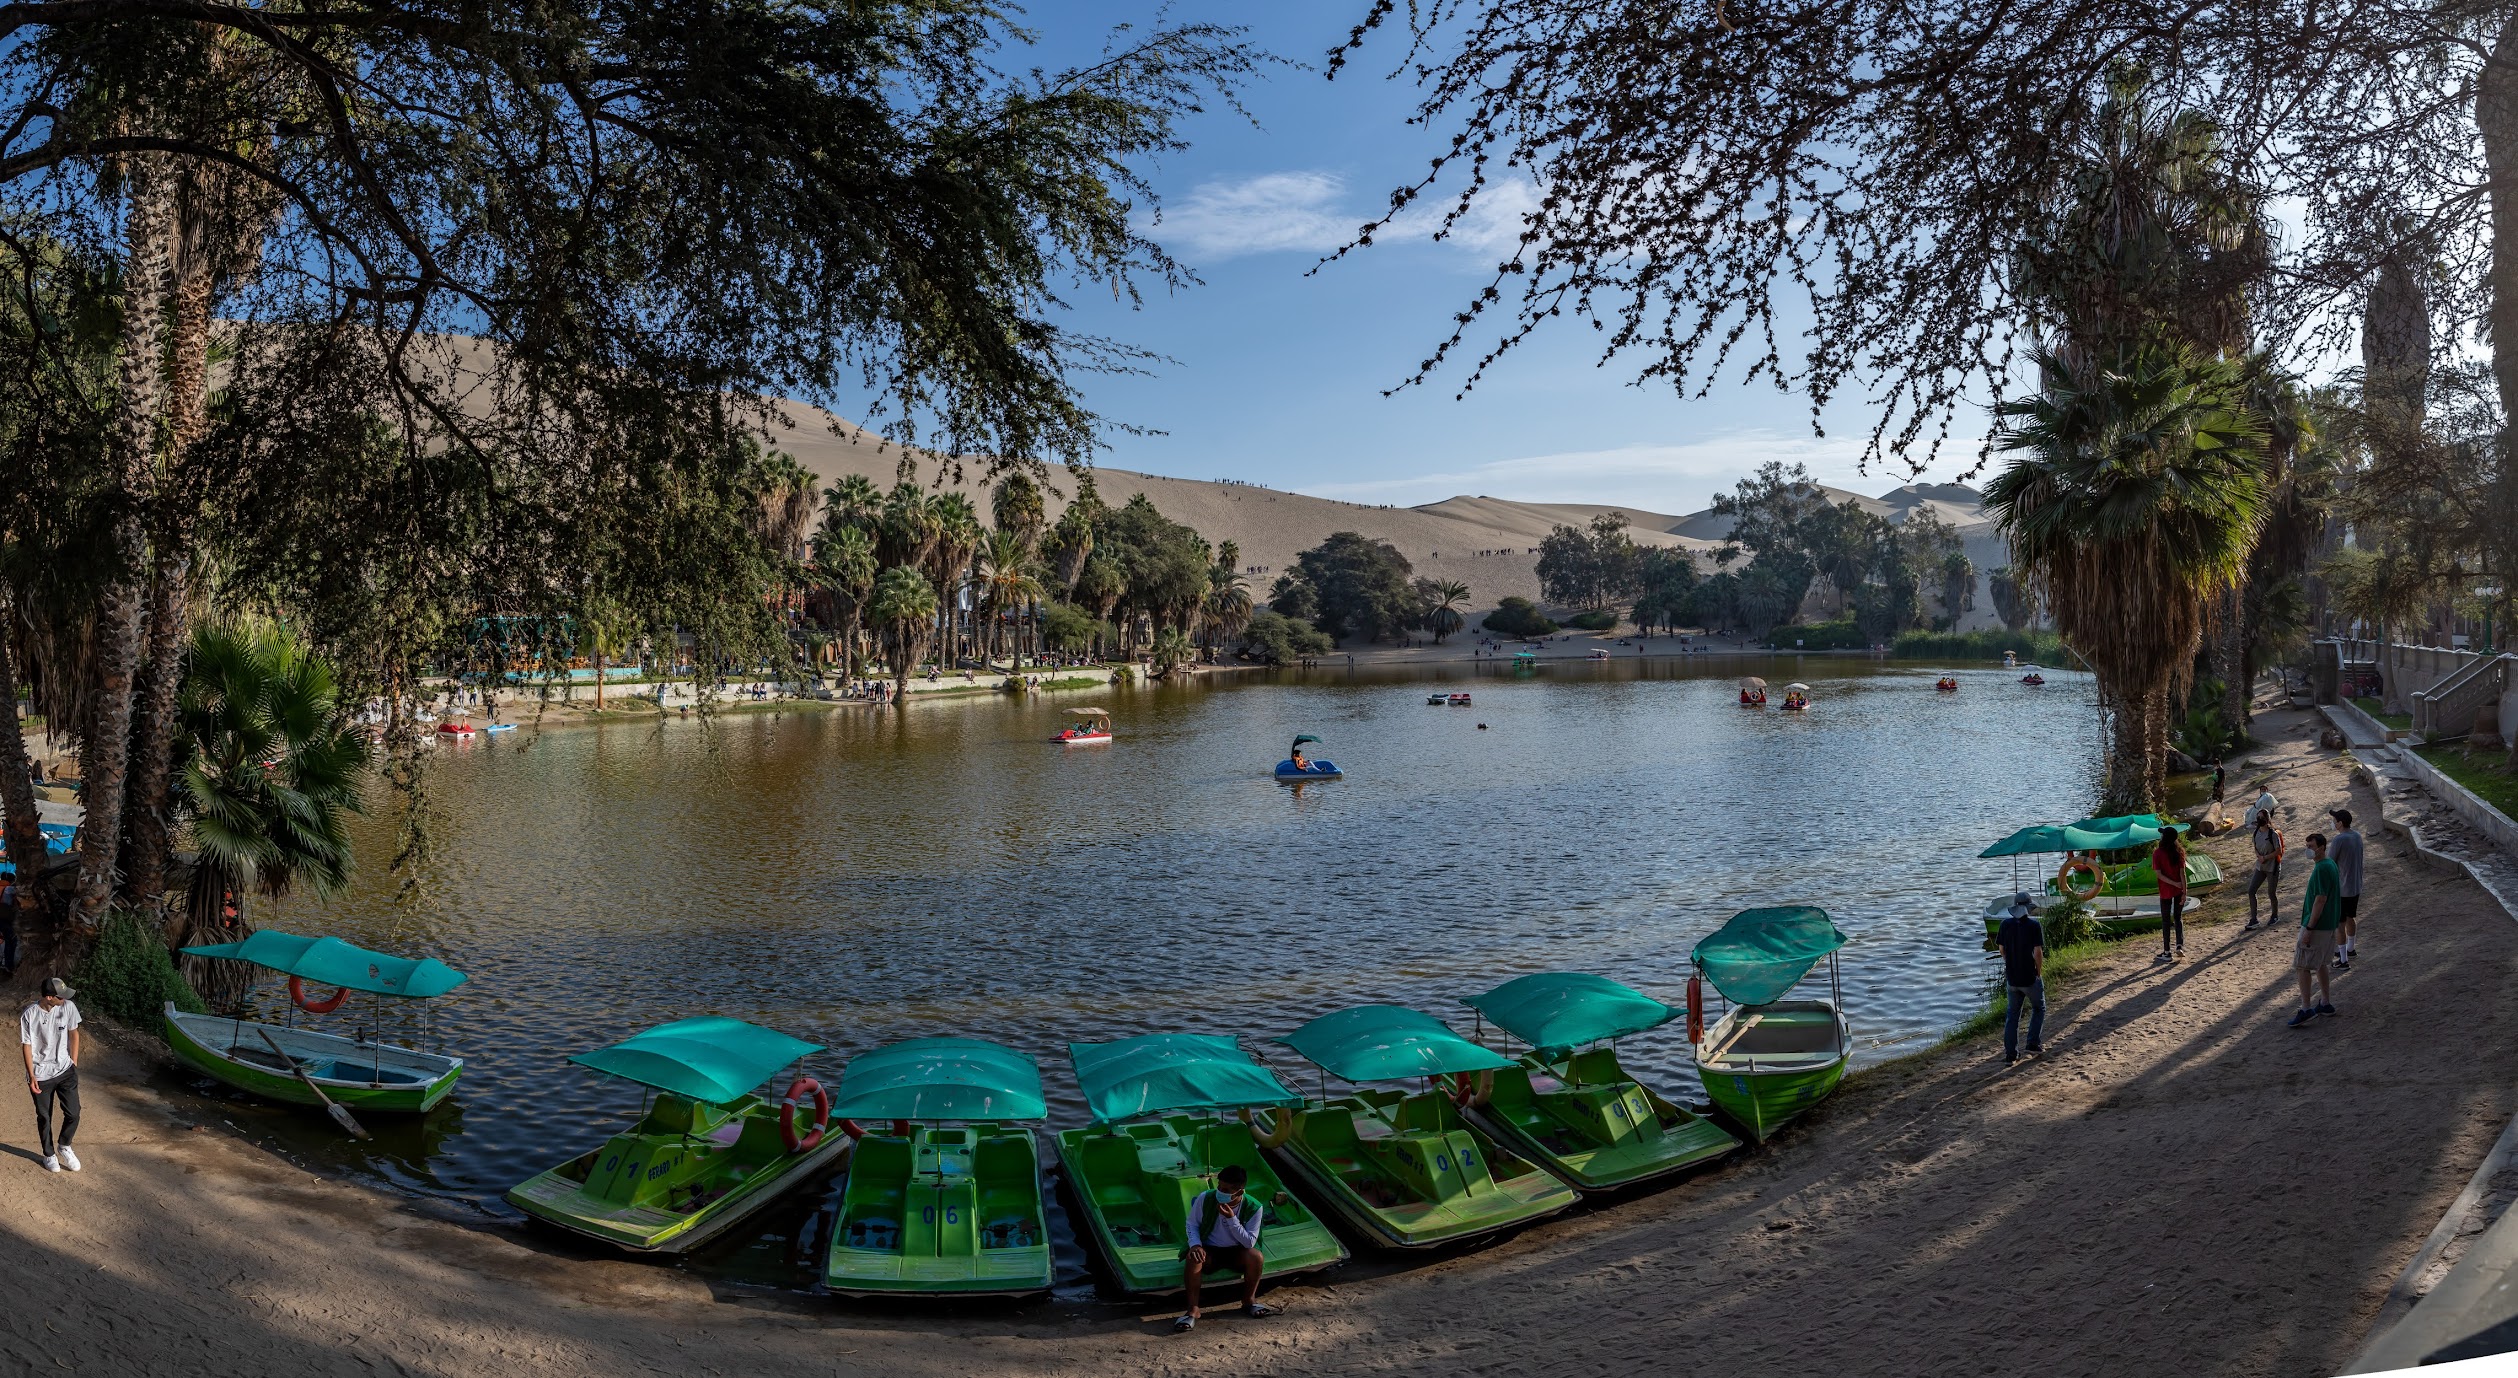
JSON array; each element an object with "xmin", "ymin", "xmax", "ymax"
[{"xmin": 922, "ymin": 1206, "xmax": 959, "ymax": 1225}]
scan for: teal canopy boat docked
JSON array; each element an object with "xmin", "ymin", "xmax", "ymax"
[
  {"xmin": 507, "ymin": 1017, "xmax": 847, "ymax": 1253},
  {"xmin": 165, "ymin": 930, "xmax": 467, "ymax": 1115},
  {"xmin": 1264, "ymin": 1006, "xmax": 1578, "ymax": 1248},
  {"xmin": 824, "ymin": 1038, "xmax": 1054, "ymax": 1297},
  {"xmin": 1053, "ymin": 1033, "xmax": 1346, "ymax": 1296},
  {"xmin": 1457, "ymin": 973, "xmax": 1741, "ymax": 1193},
  {"xmin": 1689, "ymin": 908, "xmax": 1853, "ymax": 1142}
]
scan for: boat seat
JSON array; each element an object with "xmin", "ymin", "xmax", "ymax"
[
  {"xmin": 644, "ymin": 1094, "xmax": 732, "ymax": 1139},
  {"xmin": 1563, "ymin": 1047, "xmax": 1624, "ymax": 1086}
]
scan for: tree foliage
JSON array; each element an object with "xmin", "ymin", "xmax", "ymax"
[
  {"xmin": 1283, "ymin": 532, "xmax": 1418, "ymax": 644},
  {"xmin": 1535, "ymin": 513, "xmax": 1641, "ymax": 610}
]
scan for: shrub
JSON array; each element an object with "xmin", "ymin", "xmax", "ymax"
[
  {"xmin": 1567, "ymin": 609, "xmax": 1619, "ymax": 631},
  {"xmin": 1482, "ymin": 597, "xmax": 1558, "ymax": 637},
  {"xmin": 73, "ymin": 911, "xmax": 207, "ymax": 1024},
  {"xmin": 1240, "ymin": 609, "xmax": 1335, "ymax": 664},
  {"xmin": 1889, "ymin": 628, "xmax": 2067, "ymax": 662},
  {"xmin": 1765, "ymin": 618, "xmax": 1869, "ymax": 651}
]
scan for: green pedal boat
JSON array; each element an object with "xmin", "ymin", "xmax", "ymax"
[
  {"xmin": 1457, "ymin": 972, "xmax": 1740, "ymax": 1193},
  {"xmin": 823, "ymin": 1038, "xmax": 1053, "ymax": 1297},
  {"xmin": 1689, "ymin": 907, "xmax": 1853, "ymax": 1142},
  {"xmin": 169, "ymin": 931, "xmax": 469, "ymax": 1114},
  {"xmin": 1264, "ymin": 1006, "xmax": 1578, "ymax": 1249},
  {"xmin": 507, "ymin": 1017, "xmax": 848, "ymax": 1253},
  {"xmin": 1053, "ymin": 1033, "xmax": 1348, "ymax": 1296}
]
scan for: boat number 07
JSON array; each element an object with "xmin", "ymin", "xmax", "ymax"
[{"xmin": 921, "ymin": 1206, "xmax": 959, "ymax": 1225}]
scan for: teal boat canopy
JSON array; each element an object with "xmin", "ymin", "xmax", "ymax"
[
  {"xmin": 1690, "ymin": 907, "xmax": 1848, "ymax": 1007},
  {"xmin": 829, "ymin": 1038, "xmax": 1046, "ymax": 1122},
  {"xmin": 178, "ymin": 930, "xmax": 467, "ymax": 999},
  {"xmin": 1461, "ymin": 972, "xmax": 1677, "ymax": 1054},
  {"xmin": 1069, "ymin": 1033, "xmax": 1303, "ymax": 1122},
  {"xmin": 1275, "ymin": 1005, "xmax": 1515, "ymax": 1083},
  {"xmin": 1979, "ymin": 814, "xmax": 2190, "ymax": 858},
  {"xmin": 569, "ymin": 1017, "xmax": 824, "ymax": 1104}
]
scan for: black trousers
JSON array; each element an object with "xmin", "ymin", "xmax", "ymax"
[{"xmin": 31, "ymin": 1065, "xmax": 78, "ymax": 1156}]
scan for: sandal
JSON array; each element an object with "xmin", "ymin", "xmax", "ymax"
[
  {"xmin": 1244, "ymin": 1302, "xmax": 1280, "ymax": 1319},
  {"xmin": 1173, "ymin": 1314, "xmax": 1198, "ymax": 1333}
]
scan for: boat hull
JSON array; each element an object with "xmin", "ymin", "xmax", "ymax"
[
  {"xmin": 1262, "ymin": 1090, "xmax": 1577, "ymax": 1249},
  {"xmin": 823, "ymin": 1125, "xmax": 1053, "ymax": 1297},
  {"xmin": 1274, "ymin": 762, "xmax": 1341, "ymax": 781},
  {"xmin": 1693, "ymin": 1002, "xmax": 1849, "ymax": 1143},
  {"xmin": 1052, "ymin": 1115, "xmax": 1346, "ymax": 1296},
  {"xmin": 164, "ymin": 1005, "xmax": 461, "ymax": 1114},
  {"xmin": 1466, "ymin": 1052, "xmax": 1740, "ymax": 1195},
  {"xmin": 506, "ymin": 1094, "xmax": 852, "ymax": 1253}
]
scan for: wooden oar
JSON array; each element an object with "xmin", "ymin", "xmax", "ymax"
[{"xmin": 256, "ymin": 1028, "xmax": 369, "ymax": 1140}]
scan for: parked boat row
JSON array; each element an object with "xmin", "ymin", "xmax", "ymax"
[
  {"xmin": 165, "ymin": 910, "xmax": 1853, "ymax": 1299},
  {"xmin": 1976, "ymin": 813, "xmax": 2224, "ymax": 934}
]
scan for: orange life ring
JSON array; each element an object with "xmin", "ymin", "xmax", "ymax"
[
  {"xmin": 2057, "ymin": 856, "xmax": 2104, "ymax": 903},
  {"xmin": 778, "ymin": 1075, "xmax": 831, "ymax": 1154},
  {"xmin": 1445, "ymin": 1069, "xmax": 1494, "ymax": 1108},
  {"xmin": 289, "ymin": 975, "xmax": 350, "ymax": 1014},
  {"xmin": 1686, "ymin": 973, "xmax": 1706, "ymax": 1045},
  {"xmin": 836, "ymin": 1118, "xmax": 870, "ymax": 1140}
]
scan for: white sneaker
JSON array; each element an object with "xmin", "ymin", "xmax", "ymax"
[
  {"xmin": 57, "ymin": 1146, "xmax": 80, "ymax": 1172},
  {"xmin": 40, "ymin": 1154, "xmax": 58, "ymax": 1173}
]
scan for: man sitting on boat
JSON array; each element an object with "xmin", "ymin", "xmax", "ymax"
[{"xmin": 1174, "ymin": 1165, "xmax": 1281, "ymax": 1332}]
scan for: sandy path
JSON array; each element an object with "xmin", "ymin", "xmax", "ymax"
[{"xmin": 2, "ymin": 716, "xmax": 2510, "ymax": 1377}]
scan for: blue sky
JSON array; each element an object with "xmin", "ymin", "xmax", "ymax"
[{"xmin": 985, "ymin": 2, "xmax": 1980, "ymax": 513}]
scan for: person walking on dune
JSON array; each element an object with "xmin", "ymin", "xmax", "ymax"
[
  {"xmin": 19, "ymin": 977, "xmax": 81, "ymax": 1171},
  {"xmin": 2289, "ymin": 834, "xmax": 2342, "ymax": 1028}
]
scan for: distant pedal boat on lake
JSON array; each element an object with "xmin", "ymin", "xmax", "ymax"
[
  {"xmin": 1276, "ymin": 732, "xmax": 1341, "ymax": 780},
  {"xmin": 169, "ymin": 930, "xmax": 470, "ymax": 1114},
  {"xmin": 1688, "ymin": 908, "xmax": 1852, "ymax": 1143},
  {"xmin": 1054, "ymin": 707, "xmax": 1114, "ymax": 745},
  {"xmin": 505, "ymin": 1017, "xmax": 849, "ymax": 1254}
]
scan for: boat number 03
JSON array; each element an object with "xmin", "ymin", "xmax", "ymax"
[{"xmin": 922, "ymin": 1206, "xmax": 959, "ymax": 1225}]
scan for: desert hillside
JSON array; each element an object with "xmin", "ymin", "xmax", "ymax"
[{"xmin": 757, "ymin": 399, "xmax": 2008, "ymax": 628}]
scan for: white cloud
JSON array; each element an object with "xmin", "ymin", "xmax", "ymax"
[
  {"xmin": 1159, "ymin": 171, "xmax": 1353, "ymax": 260},
  {"xmin": 1301, "ymin": 431, "xmax": 1922, "ymax": 512},
  {"xmin": 1154, "ymin": 169, "xmax": 1543, "ymax": 263}
]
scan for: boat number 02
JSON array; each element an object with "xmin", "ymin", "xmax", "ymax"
[{"xmin": 922, "ymin": 1206, "xmax": 959, "ymax": 1225}]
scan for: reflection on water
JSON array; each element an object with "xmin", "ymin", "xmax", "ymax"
[{"xmin": 181, "ymin": 655, "xmax": 2100, "ymax": 1290}]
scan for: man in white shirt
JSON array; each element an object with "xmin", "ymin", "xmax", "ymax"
[
  {"xmin": 1173, "ymin": 1164, "xmax": 1281, "ymax": 1331},
  {"xmin": 20, "ymin": 976, "xmax": 81, "ymax": 1172}
]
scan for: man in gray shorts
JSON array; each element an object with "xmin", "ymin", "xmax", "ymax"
[
  {"xmin": 2289, "ymin": 833, "xmax": 2341, "ymax": 1028},
  {"xmin": 2329, "ymin": 808, "xmax": 2364, "ymax": 970}
]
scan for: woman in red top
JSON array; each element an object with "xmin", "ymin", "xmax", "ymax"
[{"xmin": 2154, "ymin": 827, "xmax": 2189, "ymax": 961}]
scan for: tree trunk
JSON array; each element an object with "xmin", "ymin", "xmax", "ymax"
[
  {"xmin": 594, "ymin": 646, "xmax": 605, "ymax": 709},
  {"xmin": 2101, "ymin": 684, "xmax": 2156, "ymax": 815},
  {"xmin": 2213, "ymin": 585, "xmax": 2248, "ymax": 741},
  {"xmin": 2484, "ymin": 16, "xmax": 2518, "ymax": 431},
  {"xmin": 74, "ymin": 158, "xmax": 179, "ymax": 924}
]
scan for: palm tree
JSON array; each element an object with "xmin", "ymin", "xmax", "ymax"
[
  {"xmin": 992, "ymin": 473, "xmax": 1048, "ymax": 558},
  {"xmin": 866, "ymin": 566, "xmax": 940, "ymax": 703},
  {"xmin": 170, "ymin": 623, "xmax": 371, "ymax": 1003},
  {"xmin": 1424, "ymin": 579, "xmax": 1471, "ymax": 643},
  {"xmin": 1984, "ymin": 344, "xmax": 2270, "ymax": 810},
  {"xmin": 875, "ymin": 480, "xmax": 938, "ymax": 571},
  {"xmin": 1150, "ymin": 627, "xmax": 1195, "ymax": 677},
  {"xmin": 971, "ymin": 530, "xmax": 1047, "ymax": 669},
  {"xmin": 1202, "ymin": 570, "xmax": 1254, "ymax": 653},
  {"xmin": 812, "ymin": 523, "xmax": 878, "ymax": 683},
  {"xmin": 824, "ymin": 474, "xmax": 883, "ymax": 534},
  {"xmin": 927, "ymin": 494, "xmax": 985, "ymax": 666}
]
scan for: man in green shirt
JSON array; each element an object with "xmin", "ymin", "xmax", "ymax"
[{"xmin": 2289, "ymin": 833, "xmax": 2341, "ymax": 1028}]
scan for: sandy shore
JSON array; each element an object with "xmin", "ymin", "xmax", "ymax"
[{"xmin": 3, "ymin": 709, "xmax": 2511, "ymax": 1376}]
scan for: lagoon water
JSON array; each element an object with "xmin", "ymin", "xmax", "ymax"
[{"xmin": 186, "ymin": 655, "xmax": 2101, "ymax": 1290}]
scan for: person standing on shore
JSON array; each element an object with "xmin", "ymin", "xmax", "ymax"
[
  {"xmin": 1995, "ymin": 893, "xmax": 2045, "ymax": 1064},
  {"xmin": 2245, "ymin": 813, "xmax": 2284, "ymax": 929},
  {"xmin": 2289, "ymin": 834, "xmax": 2341, "ymax": 1028},
  {"xmin": 2153, "ymin": 826, "xmax": 2189, "ymax": 961},
  {"xmin": 0, "ymin": 871, "xmax": 18, "ymax": 978},
  {"xmin": 2329, "ymin": 808, "xmax": 2365, "ymax": 971},
  {"xmin": 19, "ymin": 977, "xmax": 81, "ymax": 1171}
]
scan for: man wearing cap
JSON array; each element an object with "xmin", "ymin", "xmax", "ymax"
[
  {"xmin": 19, "ymin": 976, "xmax": 81, "ymax": 1171},
  {"xmin": 1995, "ymin": 892, "xmax": 2046, "ymax": 1064}
]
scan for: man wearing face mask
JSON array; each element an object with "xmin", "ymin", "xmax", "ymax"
[{"xmin": 1173, "ymin": 1164, "xmax": 1281, "ymax": 1331}]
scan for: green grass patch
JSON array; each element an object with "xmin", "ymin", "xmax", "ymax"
[
  {"xmin": 1766, "ymin": 618, "xmax": 1869, "ymax": 651},
  {"xmin": 1890, "ymin": 628, "xmax": 2067, "ymax": 663},
  {"xmin": 2351, "ymin": 696, "xmax": 2413, "ymax": 732},
  {"xmin": 2413, "ymin": 743, "xmax": 2518, "ymax": 819}
]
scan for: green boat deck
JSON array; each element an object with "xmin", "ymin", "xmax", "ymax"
[
  {"xmin": 1693, "ymin": 1002, "xmax": 1849, "ymax": 1143},
  {"xmin": 506, "ymin": 1092, "xmax": 850, "ymax": 1252},
  {"xmin": 824, "ymin": 1125, "xmax": 1052, "ymax": 1295},
  {"xmin": 1472, "ymin": 1047, "xmax": 1740, "ymax": 1193},
  {"xmin": 1265, "ymin": 1088, "xmax": 1577, "ymax": 1248},
  {"xmin": 1052, "ymin": 1115, "xmax": 1346, "ymax": 1295}
]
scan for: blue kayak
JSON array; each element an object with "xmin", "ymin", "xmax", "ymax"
[
  {"xmin": 1275, "ymin": 760, "xmax": 1341, "ymax": 781},
  {"xmin": 482, "ymin": 723, "xmax": 517, "ymax": 734}
]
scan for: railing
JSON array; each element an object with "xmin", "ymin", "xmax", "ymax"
[{"xmin": 2416, "ymin": 653, "xmax": 2515, "ymax": 740}]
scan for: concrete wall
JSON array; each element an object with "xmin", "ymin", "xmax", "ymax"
[{"xmin": 2331, "ymin": 640, "xmax": 2511, "ymax": 735}]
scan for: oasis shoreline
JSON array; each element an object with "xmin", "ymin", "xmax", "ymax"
[{"xmin": 1, "ymin": 710, "xmax": 2506, "ymax": 1377}]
